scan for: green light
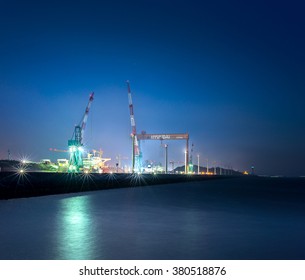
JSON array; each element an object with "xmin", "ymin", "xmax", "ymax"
[{"xmin": 57, "ymin": 196, "xmax": 96, "ymax": 259}]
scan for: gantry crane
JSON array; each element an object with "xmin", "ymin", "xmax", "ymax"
[
  {"xmin": 137, "ymin": 133, "xmax": 189, "ymax": 173},
  {"xmin": 127, "ymin": 81, "xmax": 142, "ymax": 173},
  {"xmin": 68, "ymin": 92, "xmax": 94, "ymax": 172}
]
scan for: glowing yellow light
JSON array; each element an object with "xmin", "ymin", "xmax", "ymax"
[{"xmin": 19, "ymin": 169, "xmax": 24, "ymax": 173}]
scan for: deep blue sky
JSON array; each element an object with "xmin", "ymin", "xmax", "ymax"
[{"xmin": 0, "ymin": 0, "xmax": 304, "ymax": 176}]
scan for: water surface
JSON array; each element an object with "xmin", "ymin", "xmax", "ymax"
[{"xmin": 0, "ymin": 177, "xmax": 304, "ymax": 259}]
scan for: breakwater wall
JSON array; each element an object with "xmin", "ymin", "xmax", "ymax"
[{"xmin": 0, "ymin": 172, "xmax": 230, "ymax": 200}]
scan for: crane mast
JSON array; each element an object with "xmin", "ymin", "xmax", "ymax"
[
  {"xmin": 189, "ymin": 142, "xmax": 194, "ymax": 173},
  {"xmin": 68, "ymin": 92, "xmax": 94, "ymax": 172},
  {"xmin": 127, "ymin": 81, "xmax": 141, "ymax": 173}
]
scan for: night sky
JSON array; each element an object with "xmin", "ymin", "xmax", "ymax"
[{"xmin": 0, "ymin": 0, "xmax": 304, "ymax": 176}]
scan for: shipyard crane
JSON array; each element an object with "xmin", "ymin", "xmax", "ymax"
[
  {"xmin": 127, "ymin": 81, "xmax": 142, "ymax": 173},
  {"xmin": 137, "ymin": 133, "xmax": 189, "ymax": 173},
  {"xmin": 68, "ymin": 92, "xmax": 94, "ymax": 172}
]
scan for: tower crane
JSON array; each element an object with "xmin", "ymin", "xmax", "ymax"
[
  {"xmin": 127, "ymin": 81, "xmax": 142, "ymax": 172},
  {"xmin": 68, "ymin": 92, "xmax": 94, "ymax": 172}
]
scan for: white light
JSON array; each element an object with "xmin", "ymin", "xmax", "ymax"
[
  {"xmin": 19, "ymin": 169, "xmax": 24, "ymax": 173},
  {"xmin": 69, "ymin": 146, "xmax": 77, "ymax": 152}
]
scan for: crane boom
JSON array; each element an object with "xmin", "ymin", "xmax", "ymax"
[
  {"xmin": 127, "ymin": 81, "xmax": 137, "ymax": 136},
  {"xmin": 126, "ymin": 81, "xmax": 141, "ymax": 172},
  {"xmin": 80, "ymin": 92, "xmax": 94, "ymax": 144}
]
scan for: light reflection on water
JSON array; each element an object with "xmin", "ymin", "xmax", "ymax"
[{"xmin": 54, "ymin": 196, "xmax": 99, "ymax": 260}]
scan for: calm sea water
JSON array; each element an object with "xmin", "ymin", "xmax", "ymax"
[{"xmin": 0, "ymin": 177, "xmax": 304, "ymax": 260}]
